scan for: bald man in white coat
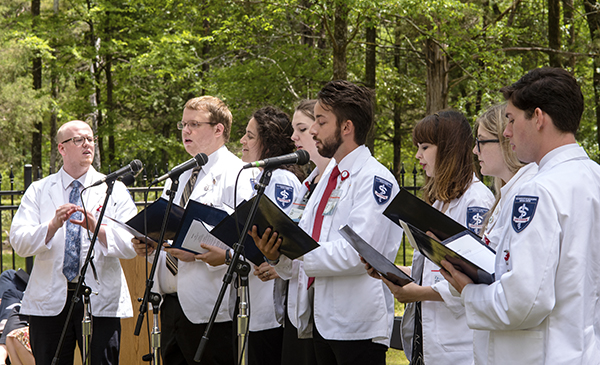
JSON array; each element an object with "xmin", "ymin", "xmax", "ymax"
[{"xmin": 10, "ymin": 120, "xmax": 137, "ymax": 364}]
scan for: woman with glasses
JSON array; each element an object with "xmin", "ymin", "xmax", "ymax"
[
  {"xmin": 473, "ymin": 104, "xmax": 538, "ymax": 249},
  {"xmin": 372, "ymin": 110, "xmax": 494, "ymax": 364},
  {"xmin": 471, "ymin": 104, "xmax": 537, "ymax": 364}
]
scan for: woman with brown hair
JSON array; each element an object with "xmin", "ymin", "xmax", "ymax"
[
  {"xmin": 198, "ymin": 106, "xmax": 303, "ymax": 365},
  {"xmin": 384, "ymin": 110, "xmax": 494, "ymax": 364}
]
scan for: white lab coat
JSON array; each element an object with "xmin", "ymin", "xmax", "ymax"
[
  {"xmin": 404, "ymin": 176, "xmax": 494, "ymax": 364},
  {"xmin": 482, "ymin": 163, "xmax": 538, "ymax": 251},
  {"xmin": 153, "ymin": 146, "xmax": 254, "ymax": 324},
  {"xmin": 474, "ymin": 163, "xmax": 537, "ymax": 363},
  {"xmin": 462, "ymin": 144, "xmax": 600, "ymax": 365},
  {"xmin": 299, "ymin": 145, "xmax": 402, "ymax": 345},
  {"xmin": 247, "ymin": 168, "xmax": 302, "ymax": 332},
  {"xmin": 10, "ymin": 167, "xmax": 137, "ymax": 318}
]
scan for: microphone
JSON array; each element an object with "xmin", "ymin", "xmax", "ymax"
[
  {"xmin": 243, "ymin": 150, "xmax": 310, "ymax": 169},
  {"xmin": 152, "ymin": 153, "xmax": 208, "ymax": 185},
  {"xmin": 119, "ymin": 173, "xmax": 136, "ymax": 187},
  {"xmin": 88, "ymin": 160, "xmax": 143, "ymax": 188}
]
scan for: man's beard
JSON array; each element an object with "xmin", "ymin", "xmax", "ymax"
[{"xmin": 315, "ymin": 127, "xmax": 342, "ymax": 159}]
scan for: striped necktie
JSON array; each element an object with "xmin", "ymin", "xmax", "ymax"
[{"xmin": 165, "ymin": 166, "xmax": 201, "ymax": 276}]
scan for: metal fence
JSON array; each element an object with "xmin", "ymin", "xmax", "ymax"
[{"xmin": 0, "ymin": 163, "xmax": 422, "ymax": 273}]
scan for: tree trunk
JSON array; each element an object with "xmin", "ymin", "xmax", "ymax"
[
  {"xmin": 50, "ymin": 67, "xmax": 58, "ymax": 173},
  {"xmin": 392, "ymin": 25, "xmax": 402, "ymax": 181},
  {"xmin": 548, "ymin": 0, "xmax": 562, "ymax": 67},
  {"xmin": 365, "ymin": 21, "xmax": 376, "ymax": 153},
  {"xmin": 584, "ymin": 0, "xmax": 600, "ymax": 149},
  {"xmin": 425, "ymin": 38, "xmax": 448, "ymax": 114},
  {"xmin": 31, "ymin": 0, "xmax": 42, "ymax": 172},
  {"xmin": 50, "ymin": 1, "xmax": 59, "ymax": 173},
  {"xmin": 562, "ymin": 0, "xmax": 575, "ymax": 69},
  {"xmin": 332, "ymin": 1, "xmax": 348, "ymax": 80},
  {"xmin": 300, "ymin": 0, "xmax": 314, "ymax": 46},
  {"xmin": 106, "ymin": 54, "xmax": 115, "ymax": 165}
]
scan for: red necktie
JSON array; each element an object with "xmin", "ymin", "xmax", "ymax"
[{"xmin": 308, "ymin": 165, "xmax": 340, "ymax": 289}]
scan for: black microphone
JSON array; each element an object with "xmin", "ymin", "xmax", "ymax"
[
  {"xmin": 152, "ymin": 153, "xmax": 208, "ymax": 185},
  {"xmin": 88, "ymin": 160, "xmax": 143, "ymax": 188},
  {"xmin": 243, "ymin": 149, "xmax": 310, "ymax": 169}
]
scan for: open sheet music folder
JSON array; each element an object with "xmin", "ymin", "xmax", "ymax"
[
  {"xmin": 384, "ymin": 188, "xmax": 496, "ymax": 285},
  {"xmin": 106, "ymin": 197, "xmax": 184, "ymax": 242},
  {"xmin": 338, "ymin": 225, "xmax": 414, "ymax": 287},
  {"xmin": 171, "ymin": 196, "xmax": 320, "ymax": 266}
]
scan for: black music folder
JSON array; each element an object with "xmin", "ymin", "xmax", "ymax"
[
  {"xmin": 339, "ymin": 225, "xmax": 414, "ymax": 287},
  {"xmin": 171, "ymin": 196, "xmax": 320, "ymax": 266},
  {"xmin": 106, "ymin": 197, "xmax": 184, "ymax": 242},
  {"xmin": 384, "ymin": 188, "xmax": 496, "ymax": 284}
]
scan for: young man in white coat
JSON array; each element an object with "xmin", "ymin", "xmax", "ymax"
[
  {"xmin": 255, "ymin": 80, "xmax": 402, "ymax": 365},
  {"xmin": 10, "ymin": 120, "xmax": 138, "ymax": 364},
  {"xmin": 441, "ymin": 67, "xmax": 600, "ymax": 364},
  {"xmin": 133, "ymin": 96, "xmax": 254, "ymax": 365}
]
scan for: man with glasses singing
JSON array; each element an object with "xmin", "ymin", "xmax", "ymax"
[
  {"xmin": 133, "ymin": 96, "xmax": 254, "ymax": 365},
  {"xmin": 10, "ymin": 120, "xmax": 138, "ymax": 364}
]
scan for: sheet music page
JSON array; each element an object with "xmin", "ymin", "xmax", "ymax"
[
  {"xmin": 446, "ymin": 234, "xmax": 495, "ymax": 274},
  {"xmin": 181, "ymin": 219, "xmax": 230, "ymax": 254}
]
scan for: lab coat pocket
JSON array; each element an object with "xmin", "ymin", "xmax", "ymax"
[{"xmin": 490, "ymin": 329, "xmax": 543, "ymax": 365}]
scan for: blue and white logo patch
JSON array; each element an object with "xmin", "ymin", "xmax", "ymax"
[
  {"xmin": 373, "ymin": 176, "xmax": 393, "ymax": 205},
  {"xmin": 275, "ymin": 184, "xmax": 294, "ymax": 209},
  {"xmin": 467, "ymin": 206, "xmax": 489, "ymax": 235},
  {"xmin": 511, "ymin": 195, "xmax": 538, "ymax": 233}
]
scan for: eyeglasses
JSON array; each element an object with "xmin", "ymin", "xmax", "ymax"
[
  {"xmin": 61, "ymin": 135, "xmax": 97, "ymax": 146},
  {"xmin": 475, "ymin": 138, "xmax": 500, "ymax": 153},
  {"xmin": 177, "ymin": 121, "xmax": 213, "ymax": 130}
]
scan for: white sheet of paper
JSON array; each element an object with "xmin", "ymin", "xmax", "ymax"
[
  {"xmin": 446, "ymin": 234, "xmax": 495, "ymax": 274},
  {"xmin": 181, "ymin": 219, "xmax": 230, "ymax": 254}
]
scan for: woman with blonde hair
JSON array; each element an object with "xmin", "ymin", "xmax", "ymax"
[
  {"xmin": 471, "ymin": 104, "xmax": 538, "ymax": 364},
  {"xmin": 473, "ymin": 104, "xmax": 538, "ymax": 248}
]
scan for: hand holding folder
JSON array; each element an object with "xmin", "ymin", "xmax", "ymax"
[
  {"xmin": 172, "ymin": 196, "xmax": 320, "ymax": 266},
  {"xmin": 339, "ymin": 225, "xmax": 414, "ymax": 287},
  {"xmin": 384, "ymin": 188, "xmax": 496, "ymax": 284}
]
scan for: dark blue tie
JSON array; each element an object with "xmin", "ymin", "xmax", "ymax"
[{"xmin": 63, "ymin": 180, "xmax": 83, "ymax": 281}]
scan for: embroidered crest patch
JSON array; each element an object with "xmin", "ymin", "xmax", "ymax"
[
  {"xmin": 467, "ymin": 206, "xmax": 489, "ymax": 235},
  {"xmin": 511, "ymin": 195, "xmax": 538, "ymax": 233},
  {"xmin": 372, "ymin": 176, "xmax": 393, "ymax": 205},
  {"xmin": 275, "ymin": 184, "xmax": 294, "ymax": 209}
]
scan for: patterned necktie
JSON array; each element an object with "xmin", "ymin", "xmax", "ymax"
[
  {"xmin": 63, "ymin": 180, "xmax": 83, "ymax": 282},
  {"xmin": 180, "ymin": 166, "xmax": 201, "ymax": 207},
  {"xmin": 307, "ymin": 166, "xmax": 340, "ymax": 289},
  {"xmin": 165, "ymin": 167, "xmax": 201, "ymax": 276}
]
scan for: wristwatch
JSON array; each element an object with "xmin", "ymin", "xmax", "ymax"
[{"xmin": 225, "ymin": 249, "xmax": 233, "ymax": 265}]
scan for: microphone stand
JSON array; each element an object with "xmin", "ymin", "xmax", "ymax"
[
  {"xmin": 133, "ymin": 176, "xmax": 181, "ymax": 365},
  {"xmin": 194, "ymin": 169, "xmax": 273, "ymax": 364},
  {"xmin": 52, "ymin": 179, "xmax": 116, "ymax": 365}
]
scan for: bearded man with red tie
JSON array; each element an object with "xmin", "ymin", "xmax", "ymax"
[{"xmin": 255, "ymin": 80, "xmax": 402, "ymax": 365}]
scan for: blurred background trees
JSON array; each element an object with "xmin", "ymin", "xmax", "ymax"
[{"xmin": 1, "ymin": 0, "xmax": 598, "ymax": 180}]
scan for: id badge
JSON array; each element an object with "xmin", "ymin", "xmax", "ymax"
[
  {"xmin": 289, "ymin": 188, "xmax": 312, "ymax": 222},
  {"xmin": 289, "ymin": 200, "xmax": 307, "ymax": 222},
  {"xmin": 323, "ymin": 188, "xmax": 341, "ymax": 216}
]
